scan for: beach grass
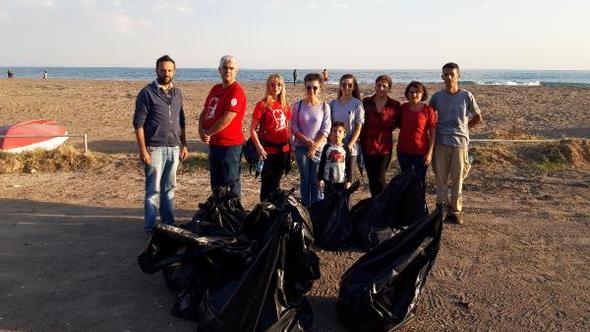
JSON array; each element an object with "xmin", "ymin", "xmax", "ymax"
[{"xmin": 2, "ymin": 139, "xmax": 589, "ymax": 175}]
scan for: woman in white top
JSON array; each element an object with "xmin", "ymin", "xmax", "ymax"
[{"xmin": 329, "ymin": 74, "xmax": 364, "ymax": 182}]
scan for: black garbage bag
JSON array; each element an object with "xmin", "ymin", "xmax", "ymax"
[
  {"xmin": 138, "ymin": 189, "xmax": 320, "ymax": 332},
  {"xmin": 309, "ymin": 181, "xmax": 360, "ymax": 250},
  {"xmin": 352, "ymin": 171, "xmax": 427, "ymax": 250},
  {"xmin": 337, "ymin": 208, "xmax": 443, "ymax": 332},
  {"xmin": 186, "ymin": 186, "xmax": 249, "ymax": 236}
]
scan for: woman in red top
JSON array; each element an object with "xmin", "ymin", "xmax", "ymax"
[
  {"xmin": 397, "ymin": 81, "xmax": 437, "ymax": 183},
  {"xmin": 250, "ymin": 74, "xmax": 292, "ymax": 201},
  {"xmin": 361, "ymin": 75, "xmax": 401, "ymax": 197}
]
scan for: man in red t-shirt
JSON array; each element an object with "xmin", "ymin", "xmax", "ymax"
[{"xmin": 199, "ymin": 55, "xmax": 247, "ymax": 196}]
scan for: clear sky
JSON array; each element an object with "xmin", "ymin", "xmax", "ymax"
[{"xmin": 0, "ymin": 0, "xmax": 588, "ymax": 69}]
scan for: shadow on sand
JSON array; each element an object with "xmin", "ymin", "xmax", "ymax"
[{"xmin": 0, "ymin": 198, "xmax": 342, "ymax": 332}]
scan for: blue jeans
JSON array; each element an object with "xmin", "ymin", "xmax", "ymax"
[
  {"xmin": 208, "ymin": 144, "xmax": 242, "ymax": 197},
  {"xmin": 397, "ymin": 152, "xmax": 428, "ymax": 182},
  {"xmin": 295, "ymin": 146, "xmax": 323, "ymax": 206},
  {"xmin": 144, "ymin": 146, "xmax": 180, "ymax": 233}
]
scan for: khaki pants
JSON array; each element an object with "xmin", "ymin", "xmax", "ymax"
[{"xmin": 432, "ymin": 144, "xmax": 470, "ymax": 215}]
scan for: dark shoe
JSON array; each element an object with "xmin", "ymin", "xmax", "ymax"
[
  {"xmin": 444, "ymin": 214, "xmax": 464, "ymax": 225},
  {"xmin": 444, "ymin": 214, "xmax": 455, "ymax": 224}
]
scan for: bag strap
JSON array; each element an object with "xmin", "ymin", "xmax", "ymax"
[
  {"xmin": 297, "ymin": 99, "xmax": 303, "ymax": 133},
  {"xmin": 257, "ymin": 103, "xmax": 268, "ymax": 137}
]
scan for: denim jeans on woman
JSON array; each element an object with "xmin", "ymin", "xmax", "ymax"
[
  {"xmin": 144, "ymin": 146, "xmax": 180, "ymax": 233},
  {"xmin": 295, "ymin": 146, "xmax": 323, "ymax": 206},
  {"xmin": 397, "ymin": 152, "xmax": 428, "ymax": 183},
  {"xmin": 208, "ymin": 144, "xmax": 242, "ymax": 197}
]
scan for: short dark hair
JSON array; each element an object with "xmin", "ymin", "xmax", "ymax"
[
  {"xmin": 375, "ymin": 74, "xmax": 393, "ymax": 88},
  {"xmin": 442, "ymin": 62, "xmax": 460, "ymax": 72},
  {"xmin": 331, "ymin": 121, "xmax": 346, "ymax": 132},
  {"xmin": 156, "ymin": 55, "xmax": 176, "ymax": 69},
  {"xmin": 404, "ymin": 81, "xmax": 428, "ymax": 101},
  {"xmin": 304, "ymin": 73, "xmax": 322, "ymax": 84}
]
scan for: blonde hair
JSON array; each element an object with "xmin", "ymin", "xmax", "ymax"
[{"xmin": 264, "ymin": 74, "xmax": 288, "ymax": 111}]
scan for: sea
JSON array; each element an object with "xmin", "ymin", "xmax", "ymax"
[{"xmin": 2, "ymin": 67, "xmax": 590, "ymax": 87}]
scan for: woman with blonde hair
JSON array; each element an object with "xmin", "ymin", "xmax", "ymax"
[{"xmin": 250, "ymin": 74, "xmax": 292, "ymax": 201}]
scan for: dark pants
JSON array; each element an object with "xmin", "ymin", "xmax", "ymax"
[
  {"xmin": 363, "ymin": 153, "xmax": 391, "ymax": 197},
  {"xmin": 348, "ymin": 155, "xmax": 358, "ymax": 183},
  {"xmin": 209, "ymin": 144, "xmax": 242, "ymax": 196},
  {"xmin": 260, "ymin": 152, "xmax": 290, "ymax": 201},
  {"xmin": 397, "ymin": 152, "xmax": 428, "ymax": 182}
]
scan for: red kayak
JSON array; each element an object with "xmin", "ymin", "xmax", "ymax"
[{"xmin": 0, "ymin": 119, "xmax": 69, "ymax": 153}]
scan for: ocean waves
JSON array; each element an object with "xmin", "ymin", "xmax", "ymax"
[{"xmin": 1, "ymin": 67, "xmax": 589, "ymax": 88}]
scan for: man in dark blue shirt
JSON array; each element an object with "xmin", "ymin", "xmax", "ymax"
[{"xmin": 133, "ymin": 55, "xmax": 189, "ymax": 234}]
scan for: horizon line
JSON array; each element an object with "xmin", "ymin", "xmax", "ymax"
[{"xmin": 1, "ymin": 65, "xmax": 590, "ymax": 72}]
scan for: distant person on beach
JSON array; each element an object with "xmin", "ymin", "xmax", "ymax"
[
  {"xmin": 397, "ymin": 81, "xmax": 437, "ymax": 184},
  {"xmin": 360, "ymin": 75, "xmax": 401, "ymax": 197},
  {"xmin": 322, "ymin": 69, "xmax": 329, "ymax": 83},
  {"xmin": 429, "ymin": 62, "xmax": 482, "ymax": 225},
  {"xmin": 293, "ymin": 69, "xmax": 298, "ymax": 86},
  {"xmin": 291, "ymin": 73, "xmax": 331, "ymax": 206},
  {"xmin": 133, "ymin": 55, "xmax": 189, "ymax": 235},
  {"xmin": 42, "ymin": 71, "xmax": 48, "ymax": 79},
  {"xmin": 329, "ymin": 74, "xmax": 364, "ymax": 183},
  {"xmin": 318, "ymin": 121, "xmax": 352, "ymax": 199},
  {"xmin": 199, "ymin": 55, "xmax": 247, "ymax": 197},
  {"xmin": 7, "ymin": 70, "xmax": 14, "ymax": 78},
  {"xmin": 250, "ymin": 74, "xmax": 292, "ymax": 201}
]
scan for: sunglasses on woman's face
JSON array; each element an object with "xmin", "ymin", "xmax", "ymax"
[
  {"xmin": 305, "ymin": 85, "xmax": 319, "ymax": 91},
  {"xmin": 341, "ymin": 83, "xmax": 353, "ymax": 88}
]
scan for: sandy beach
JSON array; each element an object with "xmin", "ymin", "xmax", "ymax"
[{"xmin": 1, "ymin": 78, "xmax": 589, "ymax": 331}]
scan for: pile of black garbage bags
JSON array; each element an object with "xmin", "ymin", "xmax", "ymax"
[
  {"xmin": 138, "ymin": 171, "xmax": 442, "ymax": 332},
  {"xmin": 138, "ymin": 188, "xmax": 320, "ymax": 331}
]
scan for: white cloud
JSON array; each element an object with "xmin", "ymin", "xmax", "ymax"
[
  {"xmin": 173, "ymin": 5, "xmax": 191, "ymax": 12},
  {"xmin": 20, "ymin": 0, "xmax": 55, "ymax": 8},
  {"xmin": 153, "ymin": 1, "xmax": 193, "ymax": 13},
  {"xmin": 329, "ymin": 0, "xmax": 348, "ymax": 11},
  {"xmin": 109, "ymin": 14, "xmax": 150, "ymax": 33}
]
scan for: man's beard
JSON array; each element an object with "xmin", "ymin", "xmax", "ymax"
[{"xmin": 157, "ymin": 76, "xmax": 173, "ymax": 85}]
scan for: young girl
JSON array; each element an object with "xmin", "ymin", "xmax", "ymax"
[
  {"xmin": 250, "ymin": 74, "xmax": 292, "ymax": 201},
  {"xmin": 397, "ymin": 81, "xmax": 437, "ymax": 182}
]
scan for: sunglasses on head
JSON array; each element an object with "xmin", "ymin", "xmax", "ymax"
[{"xmin": 305, "ymin": 85, "xmax": 319, "ymax": 91}]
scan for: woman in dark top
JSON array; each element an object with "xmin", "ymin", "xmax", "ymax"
[{"xmin": 360, "ymin": 75, "xmax": 401, "ymax": 197}]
